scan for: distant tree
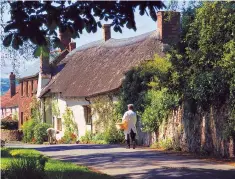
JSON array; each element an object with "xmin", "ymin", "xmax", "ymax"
[{"xmin": 2, "ymin": 1, "xmax": 165, "ymax": 51}]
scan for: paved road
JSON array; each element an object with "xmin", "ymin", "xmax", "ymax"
[{"xmin": 7, "ymin": 143, "xmax": 235, "ymax": 179}]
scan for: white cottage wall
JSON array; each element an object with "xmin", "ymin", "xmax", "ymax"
[
  {"xmin": 66, "ymin": 99, "xmax": 91, "ymax": 138},
  {"xmin": 54, "ymin": 95, "xmax": 92, "ymax": 140}
]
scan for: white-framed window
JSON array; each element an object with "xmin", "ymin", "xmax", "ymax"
[{"xmin": 83, "ymin": 106, "xmax": 92, "ymax": 125}]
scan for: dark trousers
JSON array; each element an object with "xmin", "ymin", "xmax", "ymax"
[{"xmin": 127, "ymin": 129, "xmax": 136, "ymax": 148}]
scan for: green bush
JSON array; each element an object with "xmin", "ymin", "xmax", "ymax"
[
  {"xmin": 1, "ymin": 118, "xmax": 18, "ymax": 130},
  {"xmin": 22, "ymin": 119, "xmax": 37, "ymax": 143},
  {"xmin": 93, "ymin": 133, "xmax": 105, "ymax": 141},
  {"xmin": 61, "ymin": 132, "xmax": 77, "ymax": 144},
  {"xmin": 151, "ymin": 138, "xmax": 173, "ymax": 150},
  {"xmin": 6, "ymin": 157, "xmax": 46, "ymax": 179},
  {"xmin": 34, "ymin": 123, "xmax": 51, "ymax": 144},
  {"xmin": 80, "ymin": 131, "xmax": 93, "ymax": 144},
  {"xmin": 1, "ymin": 148, "xmax": 11, "ymax": 157},
  {"xmin": 104, "ymin": 121, "xmax": 124, "ymax": 144}
]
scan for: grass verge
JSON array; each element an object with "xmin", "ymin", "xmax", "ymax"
[{"xmin": 1, "ymin": 147, "xmax": 113, "ymax": 179}]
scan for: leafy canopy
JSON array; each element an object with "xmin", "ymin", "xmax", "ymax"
[{"xmin": 3, "ymin": 1, "xmax": 165, "ymax": 50}]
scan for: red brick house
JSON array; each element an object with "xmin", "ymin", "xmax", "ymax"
[
  {"xmin": 16, "ymin": 33, "xmax": 75, "ymax": 128},
  {"xmin": 18, "ymin": 74, "xmax": 38, "ymax": 127}
]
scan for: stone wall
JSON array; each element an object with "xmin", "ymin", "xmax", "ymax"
[
  {"xmin": 158, "ymin": 103, "xmax": 235, "ymax": 158},
  {"xmin": 0, "ymin": 130, "xmax": 22, "ymax": 141}
]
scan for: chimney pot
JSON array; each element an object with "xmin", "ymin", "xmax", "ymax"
[
  {"xmin": 157, "ymin": 11, "xmax": 180, "ymax": 44},
  {"xmin": 9, "ymin": 72, "xmax": 16, "ymax": 97},
  {"xmin": 59, "ymin": 30, "xmax": 71, "ymax": 50},
  {"xmin": 102, "ymin": 24, "xmax": 111, "ymax": 41},
  {"xmin": 69, "ymin": 42, "xmax": 76, "ymax": 52}
]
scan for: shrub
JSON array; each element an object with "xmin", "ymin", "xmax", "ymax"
[
  {"xmin": 104, "ymin": 121, "xmax": 124, "ymax": 144},
  {"xmin": 80, "ymin": 131, "xmax": 93, "ymax": 144},
  {"xmin": 22, "ymin": 119, "xmax": 37, "ymax": 143},
  {"xmin": 93, "ymin": 133, "xmax": 105, "ymax": 141},
  {"xmin": 34, "ymin": 123, "xmax": 51, "ymax": 144},
  {"xmin": 1, "ymin": 117, "xmax": 18, "ymax": 130},
  {"xmin": 6, "ymin": 157, "xmax": 46, "ymax": 179},
  {"xmin": 1, "ymin": 148, "xmax": 11, "ymax": 157},
  {"xmin": 151, "ymin": 138, "xmax": 173, "ymax": 150},
  {"xmin": 61, "ymin": 132, "xmax": 78, "ymax": 144}
]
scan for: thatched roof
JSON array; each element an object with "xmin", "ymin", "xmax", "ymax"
[{"xmin": 40, "ymin": 30, "xmax": 165, "ymax": 98}]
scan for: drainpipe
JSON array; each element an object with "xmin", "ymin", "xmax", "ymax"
[
  {"xmin": 85, "ymin": 97, "xmax": 92, "ymax": 133},
  {"xmin": 42, "ymin": 98, "xmax": 46, "ymax": 123}
]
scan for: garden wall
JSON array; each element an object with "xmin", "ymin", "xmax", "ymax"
[
  {"xmin": 0, "ymin": 130, "xmax": 22, "ymax": 141},
  {"xmin": 158, "ymin": 103, "xmax": 235, "ymax": 158}
]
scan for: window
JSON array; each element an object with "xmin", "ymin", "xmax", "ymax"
[
  {"xmin": 21, "ymin": 82, "xmax": 23, "ymax": 96},
  {"xmin": 31, "ymin": 81, "xmax": 34, "ymax": 96},
  {"xmin": 83, "ymin": 106, "xmax": 92, "ymax": 125},
  {"xmin": 21, "ymin": 112, "xmax": 24, "ymax": 125},
  {"xmin": 26, "ymin": 81, "xmax": 28, "ymax": 97},
  {"xmin": 57, "ymin": 118, "xmax": 62, "ymax": 131}
]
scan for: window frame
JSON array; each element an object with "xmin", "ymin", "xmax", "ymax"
[
  {"xmin": 83, "ymin": 105, "xmax": 92, "ymax": 125},
  {"xmin": 57, "ymin": 117, "xmax": 62, "ymax": 131}
]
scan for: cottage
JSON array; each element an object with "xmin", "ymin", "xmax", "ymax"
[
  {"xmin": 0, "ymin": 72, "xmax": 19, "ymax": 120},
  {"xmin": 37, "ymin": 11, "xmax": 181, "ymax": 140}
]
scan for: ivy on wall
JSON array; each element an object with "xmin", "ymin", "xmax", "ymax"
[
  {"xmin": 51, "ymin": 98, "xmax": 60, "ymax": 118},
  {"xmin": 62, "ymin": 107, "xmax": 78, "ymax": 138}
]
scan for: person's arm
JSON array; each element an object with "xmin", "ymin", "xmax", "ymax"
[{"xmin": 122, "ymin": 112, "xmax": 127, "ymax": 122}]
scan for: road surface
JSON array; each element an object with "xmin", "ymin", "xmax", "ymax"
[{"xmin": 7, "ymin": 143, "xmax": 235, "ymax": 179}]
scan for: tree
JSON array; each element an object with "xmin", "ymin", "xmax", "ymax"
[
  {"xmin": 3, "ymin": 1, "xmax": 165, "ymax": 51},
  {"xmin": 168, "ymin": 1, "xmax": 235, "ymax": 110}
]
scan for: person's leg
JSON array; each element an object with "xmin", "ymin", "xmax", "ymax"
[
  {"xmin": 126, "ymin": 134, "xmax": 130, "ymax": 149},
  {"xmin": 130, "ymin": 129, "xmax": 136, "ymax": 149}
]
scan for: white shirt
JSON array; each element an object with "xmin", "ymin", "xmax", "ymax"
[
  {"xmin": 122, "ymin": 110, "xmax": 137, "ymax": 135},
  {"xmin": 46, "ymin": 128, "xmax": 56, "ymax": 137}
]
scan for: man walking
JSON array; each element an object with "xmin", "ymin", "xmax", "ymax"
[{"xmin": 122, "ymin": 104, "xmax": 137, "ymax": 149}]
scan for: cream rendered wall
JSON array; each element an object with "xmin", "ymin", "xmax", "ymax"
[
  {"xmin": 66, "ymin": 99, "xmax": 91, "ymax": 138},
  {"xmin": 36, "ymin": 73, "xmax": 50, "ymax": 98},
  {"xmin": 54, "ymin": 95, "xmax": 67, "ymax": 140},
  {"xmin": 54, "ymin": 95, "xmax": 91, "ymax": 140},
  {"xmin": 53, "ymin": 94, "xmax": 118, "ymax": 140}
]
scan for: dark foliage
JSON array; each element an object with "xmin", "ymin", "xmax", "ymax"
[
  {"xmin": 3, "ymin": 1, "xmax": 165, "ymax": 50},
  {"xmin": 1, "ymin": 117, "xmax": 18, "ymax": 130}
]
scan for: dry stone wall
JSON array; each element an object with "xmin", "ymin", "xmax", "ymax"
[
  {"xmin": 0, "ymin": 130, "xmax": 22, "ymax": 141},
  {"xmin": 158, "ymin": 103, "xmax": 235, "ymax": 158}
]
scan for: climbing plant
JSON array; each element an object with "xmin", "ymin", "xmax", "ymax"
[
  {"xmin": 30, "ymin": 97, "xmax": 42, "ymax": 121},
  {"xmin": 51, "ymin": 98, "xmax": 60, "ymax": 117},
  {"xmin": 62, "ymin": 107, "xmax": 78, "ymax": 143},
  {"xmin": 91, "ymin": 95, "xmax": 124, "ymax": 143}
]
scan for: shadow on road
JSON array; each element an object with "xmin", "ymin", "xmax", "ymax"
[
  {"xmin": 34, "ymin": 144, "xmax": 120, "ymax": 152},
  {"xmin": 32, "ymin": 144, "xmax": 235, "ymax": 179},
  {"xmin": 114, "ymin": 167, "xmax": 235, "ymax": 179}
]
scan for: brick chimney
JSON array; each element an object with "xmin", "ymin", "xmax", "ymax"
[
  {"xmin": 102, "ymin": 24, "xmax": 111, "ymax": 41},
  {"xmin": 9, "ymin": 72, "xmax": 16, "ymax": 97},
  {"xmin": 59, "ymin": 30, "xmax": 71, "ymax": 50},
  {"xmin": 157, "ymin": 11, "xmax": 180, "ymax": 44},
  {"xmin": 69, "ymin": 42, "xmax": 76, "ymax": 52}
]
